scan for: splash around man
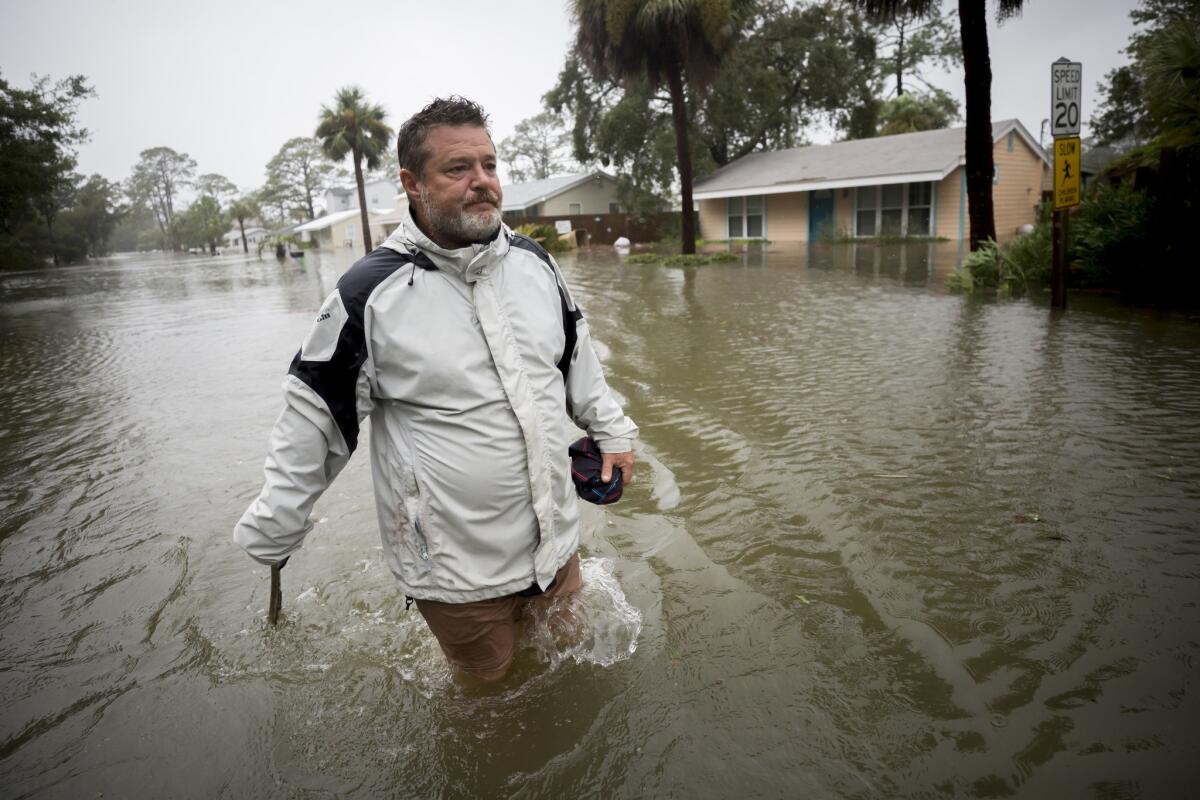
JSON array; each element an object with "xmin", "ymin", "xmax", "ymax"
[{"xmin": 234, "ymin": 97, "xmax": 637, "ymax": 680}]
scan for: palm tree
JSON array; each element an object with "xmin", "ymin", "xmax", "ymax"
[
  {"xmin": 315, "ymin": 87, "xmax": 392, "ymax": 254},
  {"xmin": 227, "ymin": 196, "xmax": 260, "ymax": 254},
  {"xmin": 849, "ymin": 0, "xmax": 1026, "ymax": 251},
  {"xmin": 571, "ymin": 0, "xmax": 749, "ymax": 255}
]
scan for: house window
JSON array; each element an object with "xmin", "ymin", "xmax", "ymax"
[
  {"xmin": 727, "ymin": 195, "xmax": 765, "ymax": 238},
  {"xmin": 1007, "ymin": 130, "xmax": 1015, "ymax": 152},
  {"xmin": 855, "ymin": 187, "xmax": 877, "ymax": 236},
  {"xmin": 880, "ymin": 184, "xmax": 904, "ymax": 235},
  {"xmin": 854, "ymin": 181, "xmax": 934, "ymax": 237},
  {"xmin": 609, "ymin": 202, "xmax": 621, "ymax": 213},
  {"xmin": 907, "ymin": 182, "xmax": 932, "ymax": 236},
  {"xmin": 569, "ymin": 202, "xmax": 582, "ymax": 214}
]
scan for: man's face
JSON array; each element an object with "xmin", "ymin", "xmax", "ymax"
[{"xmin": 402, "ymin": 124, "xmax": 503, "ymax": 248}]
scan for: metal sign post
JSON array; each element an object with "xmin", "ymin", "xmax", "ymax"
[{"xmin": 1050, "ymin": 59, "xmax": 1082, "ymax": 309}]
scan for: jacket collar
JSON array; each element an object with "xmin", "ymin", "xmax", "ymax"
[{"xmin": 380, "ymin": 206, "xmax": 511, "ymax": 284}]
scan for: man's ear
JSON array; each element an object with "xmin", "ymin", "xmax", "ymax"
[{"xmin": 399, "ymin": 168, "xmax": 420, "ymax": 197}]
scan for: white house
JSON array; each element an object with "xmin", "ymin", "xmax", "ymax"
[
  {"xmin": 323, "ymin": 179, "xmax": 399, "ymax": 215},
  {"xmin": 294, "ymin": 205, "xmax": 407, "ymax": 251},
  {"xmin": 223, "ymin": 225, "xmax": 269, "ymax": 250}
]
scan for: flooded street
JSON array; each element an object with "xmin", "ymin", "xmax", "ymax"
[{"xmin": 2, "ymin": 243, "xmax": 1199, "ymax": 797}]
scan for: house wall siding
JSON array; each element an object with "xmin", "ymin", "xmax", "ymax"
[
  {"xmin": 835, "ymin": 188, "xmax": 853, "ymax": 237},
  {"xmin": 935, "ymin": 168, "xmax": 963, "ymax": 240},
  {"xmin": 992, "ymin": 138, "xmax": 1047, "ymax": 241},
  {"xmin": 767, "ymin": 192, "xmax": 806, "ymax": 241},
  {"xmin": 540, "ymin": 177, "xmax": 620, "ymax": 215},
  {"xmin": 699, "ymin": 199, "xmax": 725, "ymax": 240}
]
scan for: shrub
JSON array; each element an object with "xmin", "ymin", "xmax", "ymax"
[
  {"xmin": 1005, "ymin": 209, "xmax": 1052, "ymax": 285},
  {"xmin": 624, "ymin": 253, "xmax": 660, "ymax": 264},
  {"xmin": 947, "ymin": 238, "xmax": 1030, "ymax": 297},
  {"xmin": 513, "ymin": 222, "xmax": 569, "ymax": 253},
  {"xmin": 1069, "ymin": 182, "xmax": 1155, "ymax": 289}
]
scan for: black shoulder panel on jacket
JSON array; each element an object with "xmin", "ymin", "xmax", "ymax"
[
  {"xmin": 288, "ymin": 247, "xmax": 425, "ymax": 452},
  {"xmin": 509, "ymin": 234, "xmax": 582, "ymax": 383}
]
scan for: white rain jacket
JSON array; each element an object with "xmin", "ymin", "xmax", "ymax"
[{"xmin": 233, "ymin": 214, "xmax": 637, "ymax": 603}]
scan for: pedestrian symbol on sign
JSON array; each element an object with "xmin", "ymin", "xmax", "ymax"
[{"xmin": 1054, "ymin": 137, "xmax": 1081, "ymax": 210}]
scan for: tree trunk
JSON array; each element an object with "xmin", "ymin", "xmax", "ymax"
[
  {"xmin": 958, "ymin": 0, "xmax": 996, "ymax": 250},
  {"xmin": 896, "ymin": 19, "xmax": 906, "ymax": 96},
  {"xmin": 238, "ymin": 218, "xmax": 248, "ymax": 253},
  {"xmin": 665, "ymin": 61, "xmax": 696, "ymax": 255},
  {"xmin": 45, "ymin": 215, "xmax": 59, "ymax": 267},
  {"xmin": 302, "ymin": 164, "xmax": 316, "ymax": 220},
  {"xmin": 353, "ymin": 150, "xmax": 372, "ymax": 254}
]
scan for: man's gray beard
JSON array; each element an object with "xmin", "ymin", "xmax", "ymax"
[{"xmin": 418, "ymin": 186, "xmax": 502, "ymax": 245}]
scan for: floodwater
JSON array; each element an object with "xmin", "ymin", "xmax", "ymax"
[{"xmin": 2, "ymin": 241, "xmax": 1199, "ymax": 798}]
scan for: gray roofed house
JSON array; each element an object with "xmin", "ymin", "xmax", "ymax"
[
  {"xmin": 694, "ymin": 119, "xmax": 1050, "ymax": 242},
  {"xmin": 502, "ymin": 171, "xmax": 621, "ymax": 219}
]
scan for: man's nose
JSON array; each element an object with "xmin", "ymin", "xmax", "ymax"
[{"xmin": 468, "ymin": 164, "xmax": 497, "ymax": 188}]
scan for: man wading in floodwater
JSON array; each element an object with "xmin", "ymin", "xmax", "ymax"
[{"xmin": 234, "ymin": 97, "xmax": 637, "ymax": 680}]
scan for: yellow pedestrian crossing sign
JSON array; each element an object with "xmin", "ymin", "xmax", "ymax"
[{"xmin": 1054, "ymin": 137, "xmax": 1081, "ymax": 210}]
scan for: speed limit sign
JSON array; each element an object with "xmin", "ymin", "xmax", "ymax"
[{"xmin": 1051, "ymin": 58, "xmax": 1082, "ymax": 137}]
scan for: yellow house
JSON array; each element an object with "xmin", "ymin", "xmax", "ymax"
[{"xmin": 694, "ymin": 119, "xmax": 1049, "ymax": 243}]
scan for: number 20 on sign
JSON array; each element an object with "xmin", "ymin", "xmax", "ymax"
[{"xmin": 1055, "ymin": 137, "xmax": 1081, "ymax": 210}]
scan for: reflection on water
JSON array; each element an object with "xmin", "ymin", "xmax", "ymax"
[{"xmin": 1, "ymin": 244, "xmax": 1198, "ymax": 797}]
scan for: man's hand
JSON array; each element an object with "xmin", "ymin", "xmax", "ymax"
[{"xmin": 600, "ymin": 451, "xmax": 635, "ymax": 485}]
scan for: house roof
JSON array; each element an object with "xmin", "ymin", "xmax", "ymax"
[
  {"xmin": 293, "ymin": 208, "xmax": 364, "ymax": 233},
  {"xmin": 502, "ymin": 171, "xmax": 615, "ymax": 211},
  {"xmin": 371, "ymin": 197, "xmax": 411, "ymax": 226},
  {"xmin": 694, "ymin": 119, "xmax": 1047, "ymax": 199},
  {"xmin": 326, "ymin": 178, "xmax": 398, "ymax": 197}
]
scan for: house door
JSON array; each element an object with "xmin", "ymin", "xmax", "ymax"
[{"xmin": 808, "ymin": 190, "xmax": 834, "ymax": 241}]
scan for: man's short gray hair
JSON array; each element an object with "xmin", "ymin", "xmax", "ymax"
[{"xmin": 396, "ymin": 96, "xmax": 491, "ymax": 179}]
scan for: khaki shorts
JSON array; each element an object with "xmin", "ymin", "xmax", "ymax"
[{"xmin": 415, "ymin": 553, "xmax": 583, "ymax": 680}]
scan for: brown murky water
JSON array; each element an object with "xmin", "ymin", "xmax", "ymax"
[{"xmin": 2, "ymin": 242, "xmax": 1198, "ymax": 798}]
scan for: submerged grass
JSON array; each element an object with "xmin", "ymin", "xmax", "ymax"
[{"xmin": 624, "ymin": 252, "xmax": 740, "ymax": 267}]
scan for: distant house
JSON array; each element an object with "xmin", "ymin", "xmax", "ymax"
[
  {"xmin": 371, "ymin": 194, "xmax": 412, "ymax": 238},
  {"xmin": 223, "ymin": 225, "xmax": 269, "ymax": 250},
  {"xmin": 324, "ymin": 179, "xmax": 400, "ymax": 215},
  {"xmin": 694, "ymin": 119, "xmax": 1050, "ymax": 243},
  {"xmin": 294, "ymin": 208, "xmax": 382, "ymax": 250},
  {"xmin": 502, "ymin": 171, "xmax": 621, "ymax": 220}
]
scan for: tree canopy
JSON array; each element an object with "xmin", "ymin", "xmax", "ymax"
[
  {"xmin": 316, "ymin": 86, "xmax": 392, "ymax": 253},
  {"xmin": 0, "ymin": 72, "xmax": 99, "ymax": 268},
  {"xmin": 569, "ymin": 0, "xmax": 752, "ymax": 253},
  {"xmin": 876, "ymin": 89, "xmax": 959, "ymax": 135},
  {"xmin": 499, "ymin": 111, "xmax": 578, "ymax": 182},
  {"xmin": 1092, "ymin": 0, "xmax": 1200, "ymax": 148},
  {"xmin": 265, "ymin": 137, "xmax": 334, "ymax": 220},
  {"xmin": 127, "ymin": 146, "xmax": 197, "ymax": 249},
  {"xmin": 549, "ymin": 1, "xmax": 880, "ymax": 218}
]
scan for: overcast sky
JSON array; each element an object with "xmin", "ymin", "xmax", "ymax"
[{"xmin": 2, "ymin": 0, "xmax": 1141, "ymax": 193}]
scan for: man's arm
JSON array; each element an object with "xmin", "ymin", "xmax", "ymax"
[
  {"xmin": 233, "ymin": 279, "xmax": 379, "ymax": 564},
  {"xmin": 232, "ymin": 368, "xmax": 371, "ymax": 564},
  {"xmin": 562, "ymin": 309, "xmax": 639, "ymax": 483}
]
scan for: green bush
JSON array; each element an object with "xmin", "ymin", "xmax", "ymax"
[
  {"xmin": 1069, "ymin": 182, "xmax": 1155, "ymax": 289},
  {"xmin": 1005, "ymin": 209, "xmax": 1052, "ymax": 285},
  {"xmin": 947, "ymin": 238, "xmax": 1031, "ymax": 297},
  {"xmin": 944, "ymin": 267, "xmax": 974, "ymax": 293},
  {"xmin": 513, "ymin": 222, "xmax": 569, "ymax": 253}
]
